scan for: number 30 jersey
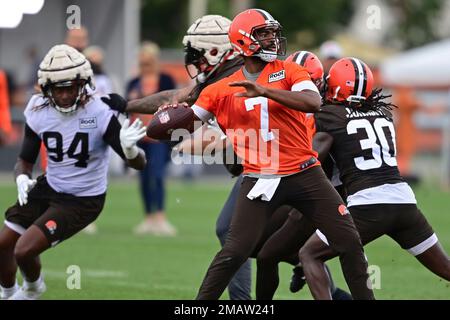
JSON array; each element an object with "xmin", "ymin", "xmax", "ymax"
[
  {"xmin": 24, "ymin": 94, "xmax": 116, "ymax": 196},
  {"xmin": 314, "ymin": 104, "xmax": 404, "ymax": 196}
]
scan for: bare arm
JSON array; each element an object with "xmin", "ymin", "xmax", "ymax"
[
  {"xmin": 263, "ymin": 88, "xmax": 321, "ymax": 112},
  {"xmin": 312, "ymin": 132, "xmax": 334, "ymax": 163},
  {"xmin": 229, "ymin": 80, "xmax": 321, "ymax": 113},
  {"xmin": 126, "ymin": 85, "xmax": 195, "ymax": 114}
]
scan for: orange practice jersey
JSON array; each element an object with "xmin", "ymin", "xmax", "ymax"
[
  {"xmin": 305, "ymin": 113, "xmax": 316, "ymax": 150},
  {"xmin": 193, "ymin": 60, "xmax": 319, "ymax": 175}
]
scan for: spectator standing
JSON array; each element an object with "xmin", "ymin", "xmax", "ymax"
[{"xmin": 126, "ymin": 42, "xmax": 177, "ymax": 236}]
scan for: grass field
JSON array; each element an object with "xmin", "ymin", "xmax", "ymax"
[{"xmin": 0, "ymin": 177, "xmax": 449, "ymax": 299}]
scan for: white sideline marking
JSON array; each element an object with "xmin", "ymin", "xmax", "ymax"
[
  {"xmin": 38, "ymin": 273, "xmax": 301, "ymax": 299},
  {"xmin": 44, "ymin": 269, "xmax": 128, "ymax": 279}
]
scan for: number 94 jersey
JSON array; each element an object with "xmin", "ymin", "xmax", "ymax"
[
  {"xmin": 314, "ymin": 104, "xmax": 404, "ymax": 196},
  {"xmin": 24, "ymin": 95, "xmax": 116, "ymax": 197}
]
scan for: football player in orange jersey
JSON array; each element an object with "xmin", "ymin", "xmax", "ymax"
[
  {"xmin": 103, "ymin": 15, "xmax": 254, "ymax": 300},
  {"xmin": 188, "ymin": 9, "xmax": 374, "ymax": 300},
  {"xmin": 177, "ymin": 49, "xmax": 352, "ymax": 300},
  {"xmin": 253, "ymin": 51, "xmax": 350, "ymax": 300}
]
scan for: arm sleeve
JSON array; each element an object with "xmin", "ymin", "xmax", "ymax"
[
  {"xmin": 314, "ymin": 105, "xmax": 345, "ymax": 133},
  {"xmin": 100, "ymin": 111, "xmax": 115, "ymax": 136},
  {"xmin": 102, "ymin": 115, "xmax": 126, "ymax": 160},
  {"xmin": 19, "ymin": 124, "xmax": 42, "ymax": 164},
  {"xmin": 313, "ymin": 113, "xmax": 324, "ymax": 132},
  {"xmin": 191, "ymin": 105, "xmax": 214, "ymax": 122},
  {"xmin": 191, "ymin": 84, "xmax": 217, "ymax": 121}
]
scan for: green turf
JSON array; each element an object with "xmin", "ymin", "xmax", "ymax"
[{"xmin": 0, "ymin": 178, "xmax": 449, "ymax": 299}]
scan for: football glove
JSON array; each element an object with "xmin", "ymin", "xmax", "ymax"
[
  {"xmin": 101, "ymin": 93, "xmax": 127, "ymax": 114},
  {"xmin": 16, "ymin": 174, "xmax": 37, "ymax": 206},
  {"xmin": 120, "ymin": 118, "xmax": 146, "ymax": 159}
]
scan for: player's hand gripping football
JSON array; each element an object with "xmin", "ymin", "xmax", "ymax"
[
  {"xmin": 157, "ymin": 102, "xmax": 189, "ymax": 113},
  {"xmin": 229, "ymin": 80, "xmax": 266, "ymax": 98},
  {"xmin": 16, "ymin": 174, "xmax": 37, "ymax": 206},
  {"xmin": 120, "ymin": 118, "xmax": 146, "ymax": 159}
]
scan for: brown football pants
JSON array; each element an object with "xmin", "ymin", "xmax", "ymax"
[{"xmin": 196, "ymin": 166, "xmax": 374, "ymax": 300}]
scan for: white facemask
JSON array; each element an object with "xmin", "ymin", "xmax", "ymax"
[{"xmin": 255, "ymin": 52, "xmax": 277, "ymax": 63}]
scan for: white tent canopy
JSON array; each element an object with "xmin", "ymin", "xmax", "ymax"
[
  {"xmin": 380, "ymin": 39, "xmax": 450, "ymax": 87},
  {"xmin": 0, "ymin": 0, "xmax": 139, "ymax": 95},
  {"xmin": 381, "ymin": 39, "xmax": 450, "ymax": 188}
]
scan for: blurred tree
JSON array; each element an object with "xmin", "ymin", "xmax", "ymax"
[
  {"xmin": 387, "ymin": 0, "xmax": 444, "ymax": 49},
  {"xmin": 254, "ymin": 0, "xmax": 355, "ymax": 50},
  {"xmin": 140, "ymin": 0, "xmax": 355, "ymax": 49},
  {"xmin": 208, "ymin": 0, "xmax": 232, "ymax": 18},
  {"xmin": 140, "ymin": 0, "xmax": 189, "ymax": 47},
  {"xmin": 140, "ymin": 0, "xmax": 445, "ymax": 50}
]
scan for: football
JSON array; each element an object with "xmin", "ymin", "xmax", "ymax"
[{"xmin": 146, "ymin": 103, "xmax": 195, "ymax": 140}]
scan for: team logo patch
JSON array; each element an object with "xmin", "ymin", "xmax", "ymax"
[
  {"xmin": 268, "ymin": 70, "xmax": 285, "ymax": 83},
  {"xmin": 158, "ymin": 111, "xmax": 170, "ymax": 124},
  {"xmin": 338, "ymin": 204, "xmax": 350, "ymax": 216},
  {"xmin": 79, "ymin": 117, "xmax": 97, "ymax": 129},
  {"xmin": 45, "ymin": 220, "xmax": 57, "ymax": 235}
]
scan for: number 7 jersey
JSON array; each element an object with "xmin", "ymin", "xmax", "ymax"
[
  {"xmin": 192, "ymin": 59, "xmax": 320, "ymax": 175},
  {"xmin": 314, "ymin": 104, "xmax": 404, "ymax": 196},
  {"xmin": 24, "ymin": 94, "xmax": 116, "ymax": 196}
]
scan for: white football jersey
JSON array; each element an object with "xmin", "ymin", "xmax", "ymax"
[{"xmin": 24, "ymin": 94, "xmax": 116, "ymax": 196}]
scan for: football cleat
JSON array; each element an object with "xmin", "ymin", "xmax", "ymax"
[
  {"xmin": 289, "ymin": 265, "xmax": 306, "ymax": 293},
  {"xmin": 8, "ymin": 279, "xmax": 46, "ymax": 300},
  {"xmin": 0, "ymin": 282, "xmax": 20, "ymax": 300}
]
